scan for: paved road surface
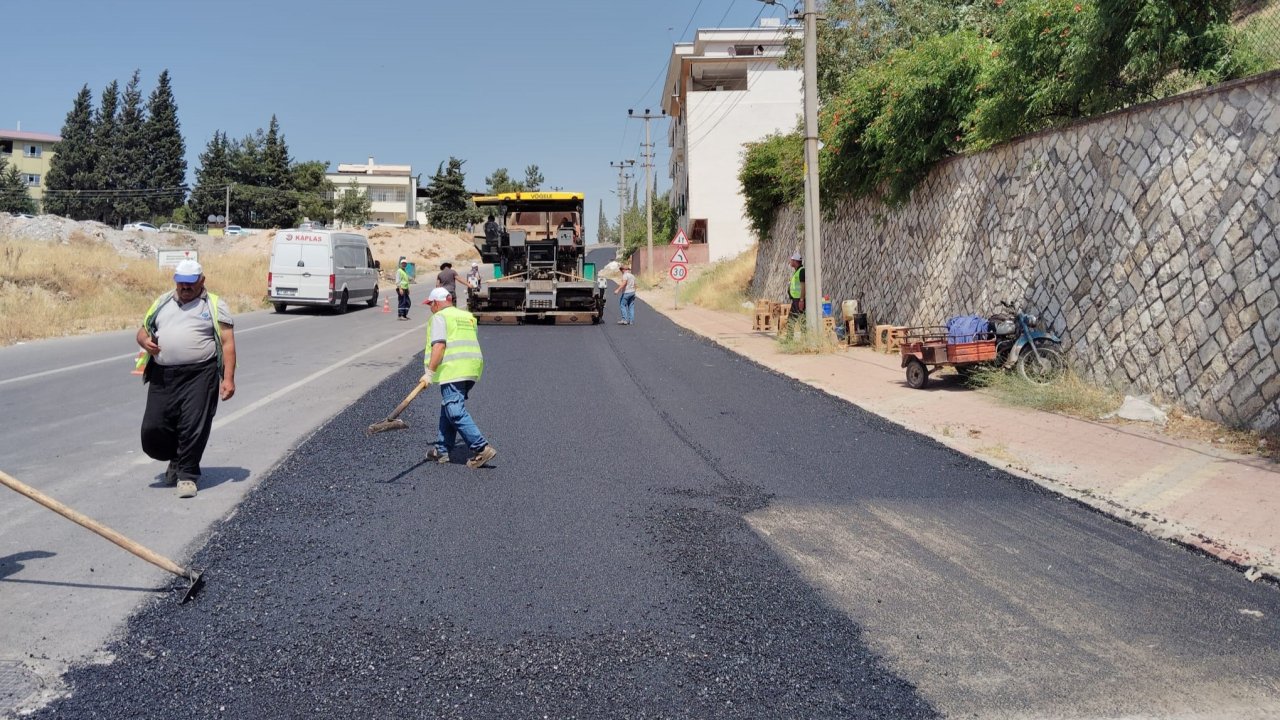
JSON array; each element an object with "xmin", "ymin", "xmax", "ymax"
[{"xmin": 7, "ymin": 254, "xmax": 1280, "ymax": 718}]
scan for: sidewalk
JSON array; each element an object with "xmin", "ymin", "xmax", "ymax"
[{"xmin": 639, "ymin": 288, "xmax": 1279, "ymax": 582}]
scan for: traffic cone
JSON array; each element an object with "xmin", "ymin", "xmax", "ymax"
[{"xmin": 382, "ymin": 297, "xmax": 391, "ymax": 313}]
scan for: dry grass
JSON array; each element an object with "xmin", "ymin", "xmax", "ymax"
[
  {"xmin": 680, "ymin": 246, "xmax": 758, "ymax": 314},
  {"xmin": 965, "ymin": 366, "xmax": 1124, "ymax": 418},
  {"xmin": 776, "ymin": 317, "xmax": 842, "ymax": 354},
  {"xmin": 0, "ymin": 238, "xmax": 268, "ymax": 346}
]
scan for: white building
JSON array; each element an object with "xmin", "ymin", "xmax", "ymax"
[
  {"xmin": 661, "ymin": 21, "xmax": 802, "ymax": 264},
  {"xmin": 327, "ymin": 157, "xmax": 418, "ymax": 226}
]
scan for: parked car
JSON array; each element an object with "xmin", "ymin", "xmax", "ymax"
[
  {"xmin": 159, "ymin": 223, "xmax": 190, "ymax": 233},
  {"xmin": 403, "ymin": 220, "xmax": 420, "ymax": 229},
  {"xmin": 224, "ymin": 224, "xmax": 244, "ymax": 236},
  {"xmin": 10, "ymin": 212, "xmax": 36, "ymax": 219},
  {"xmin": 361, "ymin": 222, "xmax": 377, "ymax": 230},
  {"xmin": 123, "ymin": 221, "xmax": 159, "ymax": 232}
]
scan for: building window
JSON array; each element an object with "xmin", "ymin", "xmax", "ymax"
[
  {"xmin": 24, "ymin": 145, "xmax": 42, "ymax": 158},
  {"xmin": 368, "ymin": 188, "xmax": 407, "ymax": 203},
  {"xmin": 23, "ymin": 173, "xmax": 40, "ymax": 187},
  {"xmin": 691, "ymin": 66, "xmax": 748, "ymax": 92},
  {"xmin": 0, "ymin": 140, "xmax": 11, "ymax": 155},
  {"xmin": 732, "ymin": 45, "xmax": 759, "ymax": 57}
]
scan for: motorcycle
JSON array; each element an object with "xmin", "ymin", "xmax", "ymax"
[{"xmin": 989, "ymin": 301, "xmax": 1066, "ymax": 385}]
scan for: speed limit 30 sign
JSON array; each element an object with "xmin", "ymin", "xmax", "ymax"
[{"xmin": 669, "ymin": 264, "xmax": 687, "ymax": 282}]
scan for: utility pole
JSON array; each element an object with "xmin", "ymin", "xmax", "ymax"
[
  {"xmin": 761, "ymin": 0, "xmax": 823, "ymax": 330},
  {"xmin": 628, "ymin": 108, "xmax": 663, "ymax": 274},
  {"xmin": 610, "ymin": 159, "xmax": 635, "ymax": 251}
]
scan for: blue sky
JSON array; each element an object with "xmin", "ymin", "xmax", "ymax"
[{"xmin": 12, "ymin": 0, "xmax": 795, "ymax": 237}]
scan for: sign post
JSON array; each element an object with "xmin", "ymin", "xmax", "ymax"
[{"xmin": 669, "ymin": 228, "xmax": 689, "ymax": 309}]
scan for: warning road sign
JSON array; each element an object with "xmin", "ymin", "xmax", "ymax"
[
  {"xmin": 670, "ymin": 247, "xmax": 688, "ymax": 264},
  {"xmin": 670, "ymin": 228, "xmax": 689, "ymax": 247}
]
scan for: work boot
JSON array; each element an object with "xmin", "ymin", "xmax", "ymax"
[
  {"xmin": 163, "ymin": 461, "xmax": 178, "ymax": 487},
  {"xmin": 424, "ymin": 447, "xmax": 450, "ymax": 464},
  {"xmin": 176, "ymin": 479, "xmax": 198, "ymax": 498},
  {"xmin": 466, "ymin": 445, "xmax": 497, "ymax": 469}
]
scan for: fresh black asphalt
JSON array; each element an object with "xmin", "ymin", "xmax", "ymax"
[{"xmin": 25, "ymin": 262, "xmax": 1280, "ymax": 718}]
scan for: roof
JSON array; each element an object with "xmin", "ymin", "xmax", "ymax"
[
  {"xmin": 0, "ymin": 129, "xmax": 61, "ymax": 143},
  {"xmin": 334, "ymin": 163, "xmax": 411, "ymax": 176}
]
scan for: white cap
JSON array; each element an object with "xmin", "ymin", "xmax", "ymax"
[
  {"xmin": 427, "ymin": 287, "xmax": 451, "ymax": 303},
  {"xmin": 471, "ymin": 261, "xmax": 478, "ymax": 267},
  {"xmin": 173, "ymin": 259, "xmax": 203, "ymax": 283},
  {"xmin": 790, "ymin": 252, "xmax": 803, "ymax": 262}
]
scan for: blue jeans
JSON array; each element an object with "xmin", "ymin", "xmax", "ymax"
[
  {"xmin": 619, "ymin": 293, "xmax": 636, "ymax": 323},
  {"xmin": 433, "ymin": 381, "xmax": 487, "ymax": 454}
]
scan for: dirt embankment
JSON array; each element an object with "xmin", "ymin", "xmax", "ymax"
[{"xmin": 0, "ymin": 214, "xmax": 480, "ymax": 270}]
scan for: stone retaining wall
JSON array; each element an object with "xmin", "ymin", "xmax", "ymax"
[{"xmin": 753, "ymin": 71, "xmax": 1280, "ymax": 431}]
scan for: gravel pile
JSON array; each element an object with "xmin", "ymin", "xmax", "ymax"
[{"xmin": 0, "ymin": 213, "xmax": 208, "ymax": 259}]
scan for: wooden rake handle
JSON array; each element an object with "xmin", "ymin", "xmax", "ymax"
[
  {"xmin": 0, "ymin": 469, "xmax": 196, "ymax": 582},
  {"xmin": 384, "ymin": 378, "xmax": 429, "ymax": 423}
]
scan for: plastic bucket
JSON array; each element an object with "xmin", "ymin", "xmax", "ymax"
[
  {"xmin": 842, "ymin": 299, "xmax": 859, "ymax": 318},
  {"xmin": 583, "ymin": 262, "xmax": 596, "ymax": 280},
  {"xmin": 822, "ymin": 302, "xmax": 832, "ymax": 317}
]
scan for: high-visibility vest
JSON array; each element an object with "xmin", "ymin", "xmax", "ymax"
[
  {"xmin": 134, "ymin": 291, "xmax": 223, "ymax": 376},
  {"xmin": 788, "ymin": 267, "xmax": 803, "ymax": 300},
  {"xmin": 427, "ymin": 305, "xmax": 484, "ymax": 384},
  {"xmin": 397, "ymin": 267, "xmax": 410, "ymax": 289}
]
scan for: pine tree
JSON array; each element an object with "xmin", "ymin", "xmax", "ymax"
[
  {"xmin": 42, "ymin": 85, "xmax": 96, "ymax": 219},
  {"xmin": 291, "ymin": 160, "xmax": 334, "ymax": 224},
  {"xmin": 189, "ymin": 131, "xmax": 231, "ymax": 226},
  {"xmin": 485, "ymin": 168, "xmax": 519, "ymax": 193},
  {"xmin": 257, "ymin": 116, "xmax": 296, "ymax": 227},
  {"xmin": 228, "ymin": 130, "xmax": 264, "ymax": 226},
  {"xmin": 596, "ymin": 199, "xmax": 608, "ymax": 244},
  {"xmin": 113, "ymin": 70, "xmax": 150, "ymax": 224},
  {"xmin": 522, "ymin": 164, "xmax": 544, "ymax": 191},
  {"xmin": 145, "ymin": 69, "xmax": 186, "ymax": 218},
  {"xmin": 0, "ymin": 157, "xmax": 37, "ymax": 214},
  {"xmin": 426, "ymin": 157, "xmax": 470, "ymax": 230},
  {"xmin": 91, "ymin": 80, "xmax": 120, "ymax": 224}
]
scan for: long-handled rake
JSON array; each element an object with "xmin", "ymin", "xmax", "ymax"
[
  {"xmin": 366, "ymin": 378, "xmax": 429, "ymax": 435},
  {"xmin": 0, "ymin": 469, "xmax": 205, "ymax": 603}
]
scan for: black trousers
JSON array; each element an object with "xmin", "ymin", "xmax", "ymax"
[
  {"xmin": 397, "ymin": 288, "xmax": 410, "ymax": 317},
  {"xmin": 140, "ymin": 358, "xmax": 220, "ymax": 481}
]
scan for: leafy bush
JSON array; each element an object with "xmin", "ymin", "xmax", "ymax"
[
  {"xmin": 739, "ymin": 132, "xmax": 804, "ymax": 239},
  {"xmin": 823, "ymin": 31, "xmax": 991, "ymax": 205}
]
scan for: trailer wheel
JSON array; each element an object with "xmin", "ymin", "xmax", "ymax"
[
  {"xmin": 273, "ymin": 302, "xmax": 287, "ymax": 314},
  {"xmin": 905, "ymin": 359, "xmax": 929, "ymax": 389}
]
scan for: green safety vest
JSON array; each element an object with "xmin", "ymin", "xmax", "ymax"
[
  {"xmin": 789, "ymin": 267, "xmax": 803, "ymax": 300},
  {"xmin": 134, "ymin": 291, "xmax": 223, "ymax": 377},
  {"xmin": 426, "ymin": 306, "xmax": 484, "ymax": 384},
  {"xmin": 397, "ymin": 267, "xmax": 410, "ymax": 289}
]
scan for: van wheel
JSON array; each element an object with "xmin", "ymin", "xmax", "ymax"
[
  {"xmin": 336, "ymin": 290, "xmax": 349, "ymax": 314},
  {"xmin": 273, "ymin": 303, "xmax": 287, "ymax": 313},
  {"xmin": 367, "ymin": 286, "xmax": 379, "ymax": 307}
]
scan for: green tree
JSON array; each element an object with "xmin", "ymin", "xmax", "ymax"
[
  {"xmin": 113, "ymin": 70, "xmax": 150, "ymax": 224},
  {"xmin": 522, "ymin": 164, "xmax": 544, "ymax": 191},
  {"xmin": 426, "ymin": 157, "xmax": 470, "ymax": 230},
  {"xmin": 42, "ymin": 85, "xmax": 97, "ymax": 219},
  {"xmin": 189, "ymin": 131, "xmax": 231, "ymax": 226},
  {"xmin": 144, "ymin": 69, "xmax": 186, "ymax": 218},
  {"xmin": 227, "ymin": 130, "xmax": 265, "ymax": 226},
  {"xmin": 0, "ymin": 157, "xmax": 37, "ymax": 214},
  {"xmin": 291, "ymin": 160, "xmax": 335, "ymax": 224},
  {"xmin": 90, "ymin": 80, "xmax": 120, "ymax": 224},
  {"xmin": 334, "ymin": 179, "xmax": 372, "ymax": 226},
  {"xmin": 484, "ymin": 167, "xmax": 521, "ymax": 193},
  {"xmin": 255, "ymin": 116, "xmax": 296, "ymax": 227},
  {"xmin": 596, "ymin": 198, "xmax": 609, "ymax": 244}
]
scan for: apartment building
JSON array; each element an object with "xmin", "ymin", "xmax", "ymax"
[
  {"xmin": 661, "ymin": 21, "xmax": 802, "ymax": 263},
  {"xmin": 327, "ymin": 156, "xmax": 418, "ymax": 225},
  {"xmin": 0, "ymin": 129, "xmax": 60, "ymax": 206}
]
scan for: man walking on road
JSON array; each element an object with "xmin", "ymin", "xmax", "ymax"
[
  {"xmin": 614, "ymin": 261, "xmax": 637, "ymax": 325},
  {"xmin": 436, "ymin": 261, "xmax": 471, "ymax": 301},
  {"xmin": 422, "ymin": 287, "xmax": 496, "ymax": 469},
  {"xmin": 396, "ymin": 258, "xmax": 411, "ymax": 320},
  {"xmin": 135, "ymin": 259, "xmax": 237, "ymax": 498}
]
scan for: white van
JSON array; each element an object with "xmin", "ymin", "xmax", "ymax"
[{"xmin": 268, "ymin": 230, "xmax": 380, "ymax": 313}]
